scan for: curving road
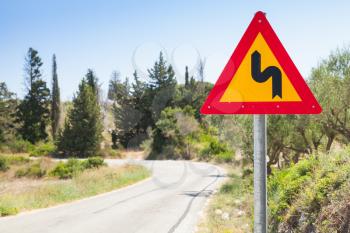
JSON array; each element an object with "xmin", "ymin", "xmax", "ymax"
[{"xmin": 0, "ymin": 160, "xmax": 226, "ymax": 233}]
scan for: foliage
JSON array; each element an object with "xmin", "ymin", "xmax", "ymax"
[
  {"xmin": 0, "ymin": 82, "xmax": 17, "ymax": 144},
  {"xmin": 0, "ymin": 154, "xmax": 30, "ymax": 165},
  {"xmin": 268, "ymin": 148, "xmax": 350, "ymax": 232},
  {"xmin": 2, "ymin": 139, "xmax": 33, "ymax": 153},
  {"xmin": 111, "ymin": 73, "xmax": 143, "ymax": 148},
  {"xmin": 15, "ymin": 162, "xmax": 46, "ymax": 178},
  {"xmin": 50, "ymin": 157, "xmax": 105, "ymax": 179},
  {"xmin": 57, "ymin": 73, "xmax": 103, "ymax": 157},
  {"xmin": 51, "ymin": 54, "xmax": 61, "ymax": 140},
  {"xmin": 82, "ymin": 156, "xmax": 106, "ymax": 169},
  {"xmin": 150, "ymin": 106, "xmax": 199, "ymax": 159},
  {"xmin": 50, "ymin": 158, "xmax": 85, "ymax": 179},
  {"xmin": 110, "ymin": 53, "xmax": 177, "ymax": 149},
  {"xmin": 16, "ymin": 48, "xmax": 51, "ymax": 144},
  {"xmin": 29, "ymin": 141, "xmax": 56, "ymax": 157},
  {"xmin": 0, "ymin": 156, "xmax": 9, "ymax": 172},
  {"xmin": 309, "ymin": 47, "xmax": 350, "ymax": 147}
]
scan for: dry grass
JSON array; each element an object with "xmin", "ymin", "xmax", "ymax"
[
  {"xmin": 0, "ymin": 160, "xmax": 150, "ymax": 216},
  {"xmin": 197, "ymin": 166, "xmax": 253, "ymax": 233}
]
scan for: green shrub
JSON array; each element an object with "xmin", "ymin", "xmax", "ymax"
[
  {"xmin": 215, "ymin": 151, "xmax": 234, "ymax": 163},
  {"xmin": 50, "ymin": 158, "xmax": 85, "ymax": 179},
  {"xmin": 199, "ymin": 136, "xmax": 231, "ymax": 162},
  {"xmin": 0, "ymin": 156, "xmax": 9, "ymax": 172},
  {"xmin": 6, "ymin": 139, "xmax": 33, "ymax": 153},
  {"xmin": 268, "ymin": 158, "xmax": 316, "ymax": 224},
  {"xmin": 30, "ymin": 142, "xmax": 56, "ymax": 157},
  {"xmin": 15, "ymin": 163, "xmax": 46, "ymax": 178},
  {"xmin": 0, "ymin": 205, "xmax": 18, "ymax": 216},
  {"xmin": 83, "ymin": 156, "xmax": 106, "ymax": 169},
  {"xmin": 5, "ymin": 155, "xmax": 30, "ymax": 165}
]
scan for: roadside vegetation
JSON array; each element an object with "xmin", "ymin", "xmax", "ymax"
[
  {"xmin": 198, "ymin": 47, "xmax": 350, "ymax": 233},
  {"xmin": 0, "ymin": 153, "xmax": 149, "ymax": 216},
  {"xmin": 2, "ymin": 44, "xmax": 350, "ymax": 232},
  {"xmin": 268, "ymin": 148, "xmax": 350, "ymax": 232},
  {"xmin": 197, "ymin": 166, "xmax": 253, "ymax": 233}
]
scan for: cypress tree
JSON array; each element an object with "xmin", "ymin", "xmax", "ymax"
[
  {"xmin": 58, "ymin": 77, "xmax": 103, "ymax": 157},
  {"xmin": 85, "ymin": 69, "xmax": 99, "ymax": 96},
  {"xmin": 184, "ymin": 66, "xmax": 189, "ymax": 88},
  {"xmin": 0, "ymin": 82, "xmax": 17, "ymax": 143},
  {"xmin": 17, "ymin": 48, "xmax": 50, "ymax": 143},
  {"xmin": 51, "ymin": 54, "xmax": 60, "ymax": 140}
]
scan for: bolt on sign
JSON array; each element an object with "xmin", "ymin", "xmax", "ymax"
[{"xmin": 200, "ymin": 11, "xmax": 322, "ymax": 115}]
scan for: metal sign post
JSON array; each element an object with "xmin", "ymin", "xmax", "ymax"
[{"xmin": 253, "ymin": 114, "xmax": 267, "ymax": 233}]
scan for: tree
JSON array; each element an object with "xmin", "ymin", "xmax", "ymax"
[
  {"xmin": 150, "ymin": 107, "xmax": 198, "ymax": 159},
  {"xmin": 184, "ymin": 66, "xmax": 190, "ymax": 87},
  {"xmin": 85, "ymin": 69, "xmax": 99, "ymax": 97},
  {"xmin": 309, "ymin": 48, "xmax": 350, "ymax": 149},
  {"xmin": 108, "ymin": 71, "xmax": 122, "ymax": 101},
  {"xmin": 0, "ymin": 82, "xmax": 17, "ymax": 143},
  {"xmin": 111, "ymin": 77, "xmax": 141, "ymax": 148},
  {"xmin": 17, "ymin": 48, "xmax": 50, "ymax": 143},
  {"xmin": 58, "ymin": 77, "xmax": 103, "ymax": 157},
  {"xmin": 148, "ymin": 52, "xmax": 177, "ymax": 123},
  {"xmin": 51, "ymin": 54, "xmax": 61, "ymax": 140}
]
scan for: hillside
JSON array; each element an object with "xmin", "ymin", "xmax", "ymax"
[{"xmin": 268, "ymin": 148, "xmax": 350, "ymax": 232}]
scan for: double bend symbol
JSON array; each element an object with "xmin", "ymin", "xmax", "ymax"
[{"xmin": 251, "ymin": 50, "xmax": 282, "ymax": 98}]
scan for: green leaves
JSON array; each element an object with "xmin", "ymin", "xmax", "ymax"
[
  {"xmin": 17, "ymin": 48, "xmax": 50, "ymax": 144},
  {"xmin": 57, "ymin": 71, "xmax": 102, "ymax": 157}
]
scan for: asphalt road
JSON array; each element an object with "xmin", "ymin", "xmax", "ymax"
[{"xmin": 0, "ymin": 160, "xmax": 226, "ymax": 233}]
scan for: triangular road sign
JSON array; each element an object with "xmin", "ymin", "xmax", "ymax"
[{"xmin": 201, "ymin": 11, "xmax": 322, "ymax": 114}]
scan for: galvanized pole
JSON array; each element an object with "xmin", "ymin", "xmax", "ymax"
[{"xmin": 254, "ymin": 114, "xmax": 267, "ymax": 233}]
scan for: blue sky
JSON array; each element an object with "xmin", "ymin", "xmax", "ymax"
[{"xmin": 1, "ymin": 0, "xmax": 350, "ymax": 100}]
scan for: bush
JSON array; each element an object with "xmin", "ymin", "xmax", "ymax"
[
  {"xmin": 30, "ymin": 142, "xmax": 56, "ymax": 157},
  {"xmin": 50, "ymin": 157, "xmax": 106, "ymax": 179},
  {"xmin": 0, "ymin": 156, "xmax": 9, "ymax": 172},
  {"xmin": 199, "ymin": 136, "xmax": 231, "ymax": 162},
  {"xmin": 50, "ymin": 159, "xmax": 85, "ymax": 179},
  {"xmin": 83, "ymin": 156, "xmax": 106, "ymax": 169},
  {"xmin": 15, "ymin": 163, "xmax": 46, "ymax": 178},
  {"xmin": 215, "ymin": 151, "xmax": 234, "ymax": 163},
  {"xmin": 0, "ymin": 206, "xmax": 18, "ymax": 216},
  {"xmin": 267, "ymin": 151, "xmax": 350, "ymax": 232},
  {"xmin": 5, "ymin": 155, "xmax": 30, "ymax": 165},
  {"xmin": 5, "ymin": 139, "xmax": 33, "ymax": 153}
]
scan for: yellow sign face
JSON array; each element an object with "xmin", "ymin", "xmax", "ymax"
[{"xmin": 220, "ymin": 33, "xmax": 301, "ymax": 102}]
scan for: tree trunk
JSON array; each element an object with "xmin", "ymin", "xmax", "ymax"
[{"xmin": 326, "ymin": 135, "xmax": 334, "ymax": 152}]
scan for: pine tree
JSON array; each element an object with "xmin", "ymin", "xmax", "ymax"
[
  {"xmin": 147, "ymin": 52, "xmax": 177, "ymax": 122},
  {"xmin": 148, "ymin": 52, "xmax": 176, "ymax": 89},
  {"xmin": 58, "ymin": 78, "xmax": 103, "ymax": 157},
  {"xmin": 17, "ymin": 48, "xmax": 50, "ymax": 143},
  {"xmin": 51, "ymin": 54, "xmax": 60, "ymax": 140}
]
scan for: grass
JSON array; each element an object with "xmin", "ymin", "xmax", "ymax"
[
  {"xmin": 197, "ymin": 166, "xmax": 253, "ymax": 233},
  {"xmin": 0, "ymin": 159, "xmax": 150, "ymax": 216}
]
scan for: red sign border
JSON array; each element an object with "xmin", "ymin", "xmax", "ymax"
[{"xmin": 200, "ymin": 11, "xmax": 322, "ymax": 115}]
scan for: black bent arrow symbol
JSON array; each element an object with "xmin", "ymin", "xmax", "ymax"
[{"xmin": 251, "ymin": 50, "xmax": 282, "ymax": 98}]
